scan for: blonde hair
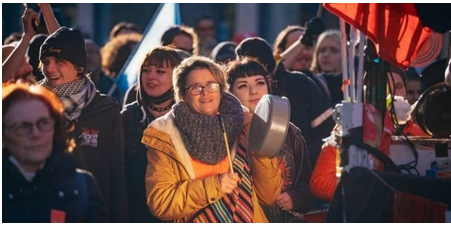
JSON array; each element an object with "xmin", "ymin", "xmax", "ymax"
[{"xmin": 310, "ymin": 29, "xmax": 341, "ymax": 75}]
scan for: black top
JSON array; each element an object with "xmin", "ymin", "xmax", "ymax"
[
  {"xmin": 273, "ymin": 64, "xmax": 335, "ymax": 166},
  {"xmin": 323, "ymin": 73, "xmax": 343, "ymax": 108},
  {"xmin": 121, "ymin": 101, "xmax": 161, "ymax": 223},
  {"xmin": 70, "ymin": 92, "xmax": 129, "ymax": 222}
]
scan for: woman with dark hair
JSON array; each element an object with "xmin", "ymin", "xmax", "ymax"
[
  {"xmin": 109, "ymin": 21, "xmax": 142, "ymax": 40},
  {"xmin": 121, "ymin": 46, "xmax": 182, "ymax": 222},
  {"xmin": 226, "ymin": 57, "xmax": 313, "ymax": 222},
  {"xmin": 160, "ymin": 25, "xmax": 198, "ymax": 55},
  {"xmin": 2, "ymin": 81, "xmax": 107, "ymax": 223}
]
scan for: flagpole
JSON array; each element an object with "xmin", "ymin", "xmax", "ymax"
[{"xmin": 115, "ymin": 3, "xmax": 181, "ymax": 96}]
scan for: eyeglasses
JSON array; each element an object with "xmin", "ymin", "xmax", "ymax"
[
  {"xmin": 4, "ymin": 117, "xmax": 55, "ymax": 136},
  {"xmin": 185, "ymin": 82, "xmax": 221, "ymax": 95}
]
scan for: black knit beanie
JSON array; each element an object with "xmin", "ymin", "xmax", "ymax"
[
  {"xmin": 235, "ymin": 37, "xmax": 275, "ymax": 72},
  {"xmin": 40, "ymin": 27, "xmax": 86, "ymax": 68},
  {"xmin": 211, "ymin": 41, "xmax": 237, "ymax": 62}
]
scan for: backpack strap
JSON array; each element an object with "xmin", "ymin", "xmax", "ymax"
[{"xmin": 75, "ymin": 169, "xmax": 89, "ymax": 218}]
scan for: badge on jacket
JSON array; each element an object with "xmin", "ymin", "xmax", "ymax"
[{"xmin": 79, "ymin": 127, "xmax": 100, "ymax": 148}]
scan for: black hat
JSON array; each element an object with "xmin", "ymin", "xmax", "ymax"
[
  {"xmin": 235, "ymin": 37, "xmax": 275, "ymax": 72},
  {"xmin": 210, "ymin": 41, "xmax": 237, "ymax": 62},
  {"xmin": 174, "ymin": 48, "xmax": 192, "ymax": 60},
  {"xmin": 40, "ymin": 27, "xmax": 86, "ymax": 68}
]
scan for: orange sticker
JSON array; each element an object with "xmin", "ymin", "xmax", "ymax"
[{"xmin": 51, "ymin": 209, "xmax": 66, "ymax": 223}]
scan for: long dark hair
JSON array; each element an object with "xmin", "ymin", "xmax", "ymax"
[{"xmin": 226, "ymin": 57, "xmax": 272, "ymax": 93}]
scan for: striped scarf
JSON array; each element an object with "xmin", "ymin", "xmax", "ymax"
[
  {"xmin": 41, "ymin": 76, "xmax": 97, "ymax": 121},
  {"xmin": 190, "ymin": 130, "xmax": 254, "ymax": 223}
]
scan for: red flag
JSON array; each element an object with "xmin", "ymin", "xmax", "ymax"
[
  {"xmin": 393, "ymin": 190, "xmax": 447, "ymax": 222},
  {"xmin": 324, "ymin": 3, "xmax": 432, "ymax": 69}
]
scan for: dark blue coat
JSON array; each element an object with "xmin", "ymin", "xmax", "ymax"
[{"xmin": 2, "ymin": 149, "xmax": 108, "ymax": 223}]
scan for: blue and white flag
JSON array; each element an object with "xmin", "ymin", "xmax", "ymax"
[{"xmin": 116, "ymin": 3, "xmax": 181, "ymax": 95}]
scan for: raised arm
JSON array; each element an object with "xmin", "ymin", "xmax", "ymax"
[
  {"xmin": 2, "ymin": 8, "xmax": 37, "ymax": 82},
  {"xmin": 279, "ymin": 17, "xmax": 325, "ymax": 72},
  {"xmin": 38, "ymin": 3, "xmax": 60, "ymax": 34}
]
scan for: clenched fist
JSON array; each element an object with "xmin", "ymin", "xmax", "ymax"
[{"xmin": 219, "ymin": 172, "xmax": 240, "ymax": 194}]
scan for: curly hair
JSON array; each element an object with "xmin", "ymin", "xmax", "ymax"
[{"xmin": 100, "ymin": 33, "xmax": 142, "ymax": 78}]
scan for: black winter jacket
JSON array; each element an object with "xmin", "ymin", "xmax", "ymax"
[
  {"xmin": 69, "ymin": 92, "xmax": 128, "ymax": 222},
  {"xmin": 121, "ymin": 101, "xmax": 161, "ymax": 223},
  {"xmin": 273, "ymin": 64, "xmax": 335, "ymax": 167}
]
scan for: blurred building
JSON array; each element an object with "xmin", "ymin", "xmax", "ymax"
[{"xmin": 2, "ymin": 3, "xmax": 339, "ymax": 46}]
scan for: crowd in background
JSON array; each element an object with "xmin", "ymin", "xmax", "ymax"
[{"xmin": 3, "ymin": 3, "xmax": 450, "ymax": 223}]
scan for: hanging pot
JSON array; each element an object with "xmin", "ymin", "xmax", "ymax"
[{"xmin": 413, "ymin": 82, "xmax": 451, "ymax": 137}]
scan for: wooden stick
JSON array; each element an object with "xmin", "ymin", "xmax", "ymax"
[
  {"xmin": 218, "ymin": 113, "xmax": 234, "ymax": 174},
  {"xmin": 317, "ymin": 3, "xmax": 324, "ymax": 18}
]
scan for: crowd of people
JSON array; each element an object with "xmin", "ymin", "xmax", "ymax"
[{"xmin": 3, "ymin": 3, "xmax": 450, "ymax": 223}]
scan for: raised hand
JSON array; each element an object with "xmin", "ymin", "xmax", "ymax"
[
  {"xmin": 300, "ymin": 17, "xmax": 325, "ymax": 47},
  {"xmin": 21, "ymin": 8, "xmax": 39, "ymax": 37}
]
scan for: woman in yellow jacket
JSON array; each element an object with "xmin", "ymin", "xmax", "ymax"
[{"xmin": 141, "ymin": 56, "xmax": 283, "ymax": 223}]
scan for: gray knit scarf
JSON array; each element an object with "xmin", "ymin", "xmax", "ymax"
[
  {"xmin": 173, "ymin": 92, "xmax": 244, "ymax": 165},
  {"xmin": 41, "ymin": 76, "xmax": 97, "ymax": 121}
]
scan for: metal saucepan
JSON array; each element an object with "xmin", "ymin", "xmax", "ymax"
[
  {"xmin": 248, "ymin": 94, "xmax": 291, "ymax": 158},
  {"xmin": 413, "ymin": 82, "xmax": 451, "ymax": 137}
]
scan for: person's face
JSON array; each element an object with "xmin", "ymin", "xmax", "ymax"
[
  {"xmin": 41, "ymin": 56, "xmax": 79, "ymax": 87},
  {"xmin": 387, "ymin": 72, "xmax": 407, "ymax": 98},
  {"xmin": 141, "ymin": 63, "xmax": 173, "ymax": 98},
  {"xmin": 18, "ymin": 57, "xmax": 34, "ymax": 79},
  {"xmin": 172, "ymin": 34, "xmax": 194, "ymax": 54},
  {"xmin": 406, "ymin": 80, "xmax": 421, "ymax": 104},
  {"xmin": 318, "ymin": 37, "xmax": 341, "ymax": 74},
  {"xmin": 197, "ymin": 18, "xmax": 216, "ymax": 39},
  {"xmin": 182, "ymin": 68, "xmax": 221, "ymax": 116},
  {"xmin": 285, "ymin": 30, "xmax": 312, "ymax": 72},
  {"xmin": 231, "ymin": 75, "xmax": 268, "ymax": 113},
  {"xmin": 85, "ymin": 40, "xmax": 101, "ymax": 72},
  {"xmin": 3, "ymin": 99, "xmax": 54, "ymax": 172}
]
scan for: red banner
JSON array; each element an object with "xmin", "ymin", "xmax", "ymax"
[{"xmin": 324, "ymin": 3, "xmax": 432, "ymax": 69}]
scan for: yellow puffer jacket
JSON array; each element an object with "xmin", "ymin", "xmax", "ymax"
[{"xmin": 141, "ymin": 111, "xmax": 283, "ymax": 223}]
